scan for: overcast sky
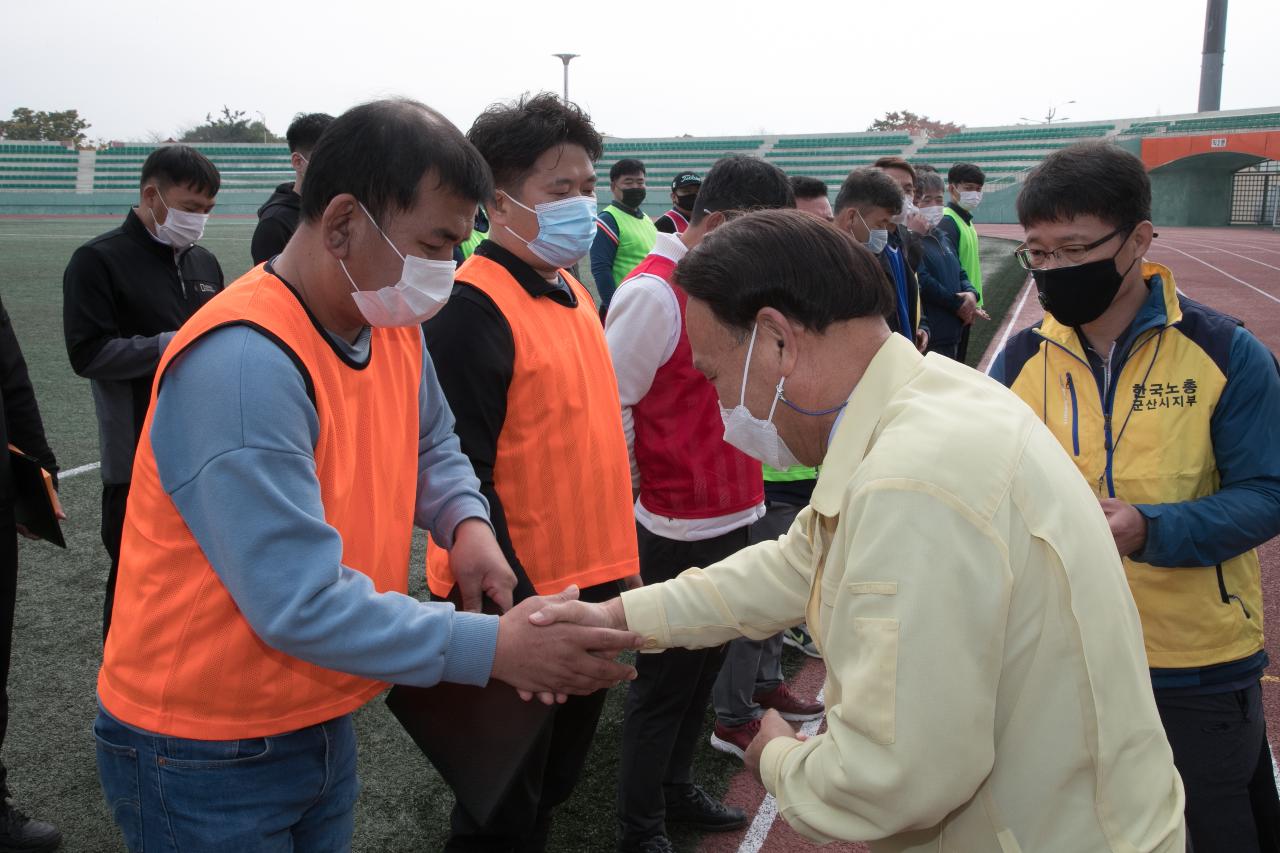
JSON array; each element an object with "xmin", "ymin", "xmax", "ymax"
[{"xmin": 3, "ymin": 0, "xmax": 1275, "ymax": 143}]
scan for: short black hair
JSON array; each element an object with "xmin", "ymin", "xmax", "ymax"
[
  {"xmin": 300, "ymin": 98, "xmax": 492, "ymax": 225},
  {"xmin": 1017, "ymin": 141, "xmax": 1151, "ymax": 231},
  {"xmin": 140, "ymin": 145, "xmax": 220, "ymax": 197},
  {"xmin": 788, "ymin": 175, "xmax": 829, "ymax": 201},
  {"xmin": 833, "ymin": 167, "xmax": 903, "ymax": 215},
  {"xmin": 690, "ymin": 155, "xmax": 795, "ymax": 226},
  {"xmin": 286, "ymin": 112, "xmax": 334, "ymax": 154},
  {"xmin": 467, "ymin": 92, "xmax": 603, "ymax": 191},
  {"xmin": 676, "ymin": 209, "xmax": 894, "ymax": 334},
  {"xmin": 914, "ymin": 163, "xmax": 939, "ymax": 175},
  {"xmin": 873, "ymin": 156, "xmax": 917, "ymax": 183},
  {"xmin": 947, "ymin": 162, "xmax": 986, "ymax": 186},
  {"xmin": 916, "ymin": 171, "xmax": 945, "ymax": 195},
  {"xmin": 610, "ymin": 158, "xmax": 646, "ymax": 182}
]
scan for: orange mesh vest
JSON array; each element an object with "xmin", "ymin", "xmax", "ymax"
[
  {"xmin": 427, "ymin": 255, "xmax": 638, "ymax": 597},
  {"xmin": 97, "ymin": 266, "xmax": 421, "ymax": 740}
]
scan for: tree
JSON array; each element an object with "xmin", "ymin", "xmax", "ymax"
[
  {"xmin": 868, "ymin": 110, "xmax": 964, "ymax": 139},
  {"xmin": 180, "ymin": 106, "xmax": 281, "ymax": 143},
  {"xmin": 0, "ymin": 108, "xmax": 91, "ymax": 145}
]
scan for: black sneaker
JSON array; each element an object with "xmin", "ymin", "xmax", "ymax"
[
  {"xmin": 616, "ymin": 834, "xmax": 675, "ymax": 853},
  {"xmin": 663, "ymin": 784, "xmax": 747, "ymax": 832},
  {"xmin": 0, "ymin": 799, "xmax": 60, "ymax": 853}
]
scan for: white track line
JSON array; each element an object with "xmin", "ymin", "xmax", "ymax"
[
  {"xmin": 1162, "ymin": 239, "xmax": 1280, "ymax": 273},
  {"xmin": 982, "ymin": 275, "xmax": 1035, "ymax": 376},
  {"xmin": 1146, "ymin": 244, "xmax": 1280, "ymax": 305},
  {"xmin": 60, "ymin": 461, "xmax": 100, "ymax": 479},
  {"xmin": 737, "ymin": 688, "xmax": 826, "ymax": 853},
  {"xmin": 1272, "ymin": 743, "xmax": 1279, "ymax": 799}
]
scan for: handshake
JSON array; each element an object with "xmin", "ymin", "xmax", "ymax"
[{"xmin": 488, "ymin": 586, "xmax": 641, "ymax": 705}]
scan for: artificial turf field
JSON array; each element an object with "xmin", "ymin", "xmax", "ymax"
[{"xmin": 0, "ymin": 215, "xmax": 1024, "ymax": 852}]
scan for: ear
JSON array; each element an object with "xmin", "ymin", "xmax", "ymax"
[
  {"xmin": 1130, "ymin": 220, "xmax": 1155, "ymax": 258},
  {"xmin": 321, "ymin": 194, "xmax": 359, "ymax": 259},
  {"xmin": 487, "ymin": 189, "xmax": 515, "ymax": 229},
  {"xmin": 291, "ymin": 152, "xmax": 306, "ymax": 172},
  {"xmin": 700, "ymin": 210, "xmax": 728, "ymax": 234},
  {"xmin": 755, "ymin": 308, "xmax": 799, "ymax": 377}
]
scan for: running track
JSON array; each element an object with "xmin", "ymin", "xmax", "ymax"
[{"xmin": 703, "ymin": 226, "xmax": 1280, "ymax": 853}]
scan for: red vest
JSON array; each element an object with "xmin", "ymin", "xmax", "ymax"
[
  {"xmin": 658, "ymin": 209, "xmax": 690, "ymax": 234},
  {"xmin": 626, "ymin": 253, "xmax": 763, "ymax": 519}
]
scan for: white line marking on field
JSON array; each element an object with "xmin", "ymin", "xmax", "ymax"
[
  {"xmin": 61, "ymin": 461, "xmax": 100, "ymax": 479},
  {"xmin": 982, "ymin": 275, "xmax": 1035, "ymax": 376},
  {"xmin": 1271, "ymin": 743, "xmax": 1279, "ymax": 800},
  {"xmin": 737, "ymin": 688, "xmax": 826, "ymax": 853},
  {"xmin": 1164, "ymin": 239, "xmax": 1280, "ymax": 273},
  {"xmin": 1147, "ymin": 244, "xmax": 1280, "ymax": 305}
]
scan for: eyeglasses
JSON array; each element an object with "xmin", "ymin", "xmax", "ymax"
[{"xmin": 1014, "ymin": 226, "xmax": 1129, "ymax": 270}]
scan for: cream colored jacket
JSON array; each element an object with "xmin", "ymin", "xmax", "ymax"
[{"xmin": 621, "ymin": 334, "xmax": 1185, "ymax": 852}]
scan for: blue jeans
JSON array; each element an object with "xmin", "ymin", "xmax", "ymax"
[{"xmin": 94, "ymin": 708, "xmax": 359, "ymax": 852}]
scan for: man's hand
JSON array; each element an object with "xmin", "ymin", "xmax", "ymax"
[
  {"xmin": 1099, "ymin": 498, "xmax": 1149, "ymax": 558},
  {"xmin": 745, "ymin": 709, "xmax": 807, "ymax": 784},
  {"xmin": 905, "ymin": 211, "xmax": 930, "ymax": 235},
  {"xmin": 449, "ymin": 518, "xmax": 517, "ymax": 613},
  {"xmin": 622, "ymin": 574, "xmax": 643, "ymax": 591},
  {"xmin": 528, "ymin": 593, "xmax": 628, "ymax": 631},
  {"xmin": 914, "ymin": 327, "xmax": 930, "ymax": 353},
  {"xmin": 956, "ymin": 292, "xmax": 978, "ymax": 323},
  {"xmin": 491, "ymin": 587, "xmax": 642, "ymax": 703}
]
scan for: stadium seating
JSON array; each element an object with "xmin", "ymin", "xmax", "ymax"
[
  {"xmin": 775, "ymin": 134, "xmax": 910, "ymax": 149},
  {"xmin": 0, "ymin": 142, "xmax": 79, "ymax": 190},
  {"xmin": 1162, "ymin": 112, "xmax": 1280, "ymax": 133}
]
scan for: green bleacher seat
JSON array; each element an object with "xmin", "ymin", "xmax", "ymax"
[
  {"xmin": 774, "ymin": 135, "xmax": 910, "ymax": 149},
  {"xmin": 1163, "ymin": 113, "xmax": 1280, "ymax": 134}
]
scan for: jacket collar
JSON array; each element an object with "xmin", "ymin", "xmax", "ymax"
[
  {"xmin": 122, "ymin": 207, "xmax": 180, "ymax": 260},
  {"xmin": 810, "ymin": 333, "xmax": 923, "ymax": 517},
  {"xmin": 946, "ymin": 201, "xmax": 973, "ymax": 224},
  {"xmin": 1036, "ymin": 261, "xmax": 1181, "ymax": 356}
]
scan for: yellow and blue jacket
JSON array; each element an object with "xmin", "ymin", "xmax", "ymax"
[{"xmin": 992, "ymin": 262, "xmax": 1280, "ymax": 692}]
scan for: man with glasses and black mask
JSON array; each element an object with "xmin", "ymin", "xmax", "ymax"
[
  {"xmin": 63, "ymin": 144, "xmax": 225, "ymax": 639},
  {"xmin": 992, "ymin": 141, "xmax": 1280, "ymax": 853}
]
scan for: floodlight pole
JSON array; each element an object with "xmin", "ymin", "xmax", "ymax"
[
  {"xmin": 553, "ymin": 54, "xmax": 580, "ymax": 104},
  {"xmin": 1198, "ymin": 0, "xmax": 1228, "ymax": 112}
]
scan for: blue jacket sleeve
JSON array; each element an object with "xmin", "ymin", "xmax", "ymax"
[
  {"xmin": 150, "ymin": 326, "xmax": 498, "ymax": 687},
  {"xmin": 1134, "ymin": 326, "xmax": 1280, "ymax": 567},
  {"xmin": 916, "ymin": 253, "xmax": 962, "ymax": 312},
  {"xmin": 591, "ymin": 211, "xmax": 620, "ymax": 306}
]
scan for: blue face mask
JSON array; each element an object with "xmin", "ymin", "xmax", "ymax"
[
  {"xmin": 856, "ymin": 208, "xmax": 889, "ymax": 255},
  {"xmin": 503, "ymin": 192, "xmax": 598, "ymax": 268}
]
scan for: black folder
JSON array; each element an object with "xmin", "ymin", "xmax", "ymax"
[
  {"xmin": 8, "ymin": 446, "xmax": 64, "ymax": 549},
  {"xmin": 385, "ymin": 582, "xmax": 552, "ymax": 826}
]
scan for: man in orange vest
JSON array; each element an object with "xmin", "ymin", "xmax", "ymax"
[
  {"xmin": 94, "ymin": 99, "xmax": 641, "ymax": 853},
  {"xmin": 423, "ymin": 92, "xmax": 642, "ymax": 853}
]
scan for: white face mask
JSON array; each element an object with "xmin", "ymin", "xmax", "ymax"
[
  {"xmin": 149, "ymin": 187, "xmax": 208, "ymax": 248},
  {"xmin": 920, "ymin": 205, "xmax": 946, "ymax": 228},
  {"xmin": 856, "ymin": 208, "xmax": 889, "ymax": 254},
  {"xmin": 719, "ymin": 324, "xmax": 801, "ymax": 471},
  {"xmin": 891, "ymin": 197, "xmax": 918, "ymax": 225},
  {"xmin": 959, "ymin": 190, "xmax": 983, "ymax": 211},
  {"xmin": 339, "ymin": 202, "xmax": 456, "ymax": 327}
]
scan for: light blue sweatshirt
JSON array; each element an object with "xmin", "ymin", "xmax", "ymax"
[{"xmin": 148, "ymin": 323, "xmax": 499, "ymax": 690}]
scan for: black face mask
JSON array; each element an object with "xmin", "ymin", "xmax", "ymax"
[
  {"xmin": 675, "ymin": 193, "xmax": 698, "ymax": 213},
  {"xmin": 621, "ymin": 187, "xmax": 647, "ymax": 208},
  {"xmin": 1033, "ymin": 242, "xmax": 1138, "ymax": 327}
]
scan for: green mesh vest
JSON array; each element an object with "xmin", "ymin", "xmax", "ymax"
[
  {"xmin": 943, "ymin": 206, "xmax": 983, "ymax": 304},
  {"xmin": 459, "ymin": 226, "xmax": 488, "ymax": 260},
  {"xmin": 603, "ymin": 204, "xmax": 658, "ymax": 283}
]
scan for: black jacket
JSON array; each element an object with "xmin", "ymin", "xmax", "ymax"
[
  {"xmin": 62, "ymin": 209, "xmax": 223, "ymax": 483},
  {"xmin": 917, "ymin": 230, "xmax": 977, "ymax": 348},
  {"xmin": 251, "ymin": 181, "xmax": 300, "ymax": 265},
  {"xmin": 0, "ymin": 296, "xmax": 57, "ymax": 509}
]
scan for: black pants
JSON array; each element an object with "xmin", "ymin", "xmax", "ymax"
[
  {"xmin": 100, "ymin": 482, "xmax": 130, "ymax": 641},
  {"xmin": 0, "ymin": 509, "xmax": 17, "ymax": 793},
  {"xmin": 445, "ymin": 580, "xmax": 622, "ymax": 853},
  {"xmin": 1157, "ymin": 682, "xmax": 1280, "ymax": 853},
  {"xmin": 925, "ymin": 339, "xmax": 961, "ymax": 360},
  {"xmin": 616, "ymin": 524, "xmax": 750, "ymax": 842},
  {"xmin": 956, "ymin": 324, "xmax": 971, "ymax": 364}
]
